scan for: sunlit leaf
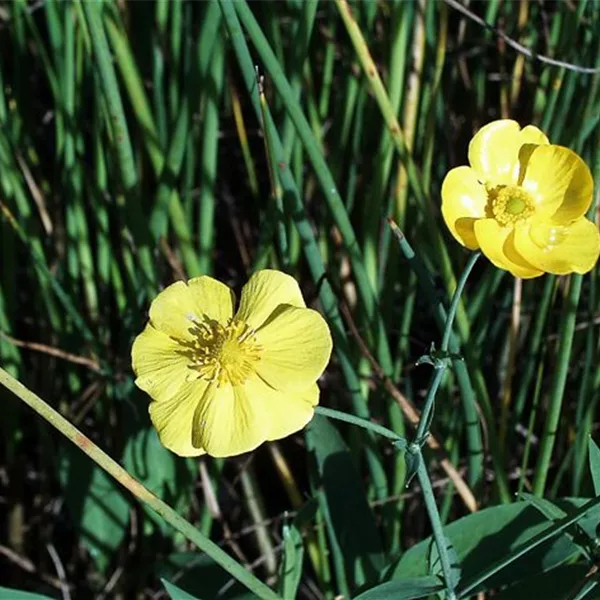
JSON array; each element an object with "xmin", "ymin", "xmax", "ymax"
[{"xmin": 387, "ymin": 499, "xmax": 599, "ymax": 593}]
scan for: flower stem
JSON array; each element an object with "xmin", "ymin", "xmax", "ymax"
[
  {"xmin": 388, "ymin": 220, "xmax": 487, "ymax": 492},
  {"xmin": 0, "ymin": 367, "xmax": 281, "ymax": 600},
  {"xmin": 441, "ymin": 252, "xmax": 481, "ymax": 353},
  {"xmin": 412, "ymin": 252, "xmax": 480, "ymax": 599},
  {"xmin": 415, "ymin": 454, "xmax": 457, "ymax": 600},
  {"xmin": 315, "ymin": 406, "xmax": 406, "ymax": 444},
  {"xmin": 416, "ymin": 252, "xmax": 480, "ymax": 440}
]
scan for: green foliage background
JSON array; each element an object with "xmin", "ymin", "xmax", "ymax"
[{"xmin": 1, "ymin": 0, "xmax": 600, "ymax": 598}]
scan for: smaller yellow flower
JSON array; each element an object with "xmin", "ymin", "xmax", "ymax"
[
  {"xmin": 441, "ymin": 119, "xmax": 600, "ymax": 278},
  {"xmin": 132, "ymin": 270, "xmax": 333, "ymax": 458}
]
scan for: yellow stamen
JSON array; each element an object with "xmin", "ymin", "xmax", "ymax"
[
  {"xmin": 488, "ymin": 184, "xmax": 535, "ymax": 226},
  {"xmin": 179, "ymin": 318, "xmax": 262, "ymax": 386}
]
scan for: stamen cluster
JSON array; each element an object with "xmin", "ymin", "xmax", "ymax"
[
  {"xmin": 183, "ymin": 318, "xmax": 262, "ymax": 386},
  {"xmin": 489, "ymin": 184, "xmax": 535, "ymax": 226}
]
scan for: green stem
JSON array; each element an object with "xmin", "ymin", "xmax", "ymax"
[
  {"xmin": 532, "ymin": 278, "xmax": 583, "ymax": 498},
  {"xmin": 415, "ymin": 455, "xmax": 456, "ymax": 600},
  {"xmin": 389, "ymin": 221, "xmax": 501, "ymax": 496},
  {"xmin": 318, "ymin": 254, "xmax": 480, "ymax": 596},
  {"xmin": 408, "ymin": 254, "xmax": 479, "ymax": 598},
  {"xmin": 314, "ymin": 406, "xmax": 406, "ymax": 444},
  {"xmin": 405, "ymin": 245, "xmax": 480, "ymax": 450},
  {"xmin": 440, "ymin": 253, "xmax": 481, "ymax": 353},
  {"xmin": 0, "ymin": 367, "xmax": 281, "ymax": 600}
]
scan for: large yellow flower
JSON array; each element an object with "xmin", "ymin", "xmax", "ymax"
[
  {"xmin": 132, "ymin": 270, "xmax": 333, "ymax": 457},
  {"xmin": 441, "ymin": 119, "xmax": 600, "ymax": 278}
]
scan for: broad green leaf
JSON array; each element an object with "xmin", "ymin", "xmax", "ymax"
[
  {"xmin": 123, "ymin": 427, "xmax": 180, "ymax": 534},
  {"xmin": 588, "ymin": 438, "xmax": 600, "ymax": 495},
  {"xmin": 157, "ymin": 553, "xmax": 254, "ymax": 600},
  {"xmin": 278, "ymin": 520, "xmax": 304, "ymax": 599},
  {"xmin": 492, "ymin": 564, "xmax": 590, "ymax": 600},
  {"xmin": 60, "ymin": 449, "xmax": 129, "ymax": 572},
  {"xmin": 353, "ymin": 576, "xmax": 444, "ymax": 599},
  {"xmin": 0, "ymin": 588, "xmax": 55, "ymax": 600},
  {"xmin": 388, "ymin": 499, "xmax": 599, "ymax": 593},
  {"xmin": 566, "ymin": 498, "xmax": 600, "ymax": 541},
  {"xmin": 521, "ymin": 493, "xmax": 567, "ymax": 521},
  {"xmin": 521, "ymin": 493, "xmax": 594, "ymax": 560},
  {"xmin": 162, "ymin": 579, "xmax": 202, "ymax": 600},
  {"xmin": 123, "ymin": 428, "xmax": 177, "ymax": 496},
  {"xmin": 306, "ymin": 415, "xmax": 384, "ymax": 591}
]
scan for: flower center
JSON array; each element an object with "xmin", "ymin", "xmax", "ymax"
[
  {"xmin": 182, "ymin": 318, "xmax": 262, "ymax": 386},
  {"xmin": 489, "ymin": 184, "xmax": 535, "ymax": 226}
]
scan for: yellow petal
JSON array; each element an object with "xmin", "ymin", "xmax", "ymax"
[
  {"xmin": 519, "ymin": 145, "xmax": 593, "ymax": 222},
  {"xmin": 474, "ymin": 218, "xmax": 543, "ymax": 279},
  {"xmin": 149, "ymin": 277, "xmax": 235, "ymax": 339},
  {"xmin": 192, "ymin": 382, "xmax": 267, "ymax": 457},
  {"xmin": 468, "ymin": 120, "xmax": 549, "ymax": 185},
  {"xmin": 255, "ymin": 306, "xmax": 332, "ymax": 391},
  {"xmin": 187, "ymin": 276, "xmax": 236, "ymax": 324},
  {"xmin": 148, "ymin": 379, "xmax": 209, "ymax": 457},
  {"xmin": 262, "ymin": 382, "xmax": 319, "ymax": 441},
  {"xmin": 132, "ymin": 324, "xmax": 191, "ymax": 400},
  {"xmin": 235, "ymin": 270, "xmax": 306, "ymax": 330},
  {"xmin": 441, "ymin": 166, "xmax": 488, "ymax": 249},
  {"xmin": 514, "ymin": 217, "xmax": 600, "ymax": 275}
]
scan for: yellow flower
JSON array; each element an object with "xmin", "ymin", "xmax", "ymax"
[
  {"xmin": 131, "ymin": 270, "xmax": 333, "ymax": 458},
  {"xmin": 441, "ymin": 119, "xmax": 600, "ymax": 278}
]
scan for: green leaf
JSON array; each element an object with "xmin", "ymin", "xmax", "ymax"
[
  {"xmin": 123, "ymin": 427, "xmax": 177, "ymax": 496},
  {"xmin": 306, "ymin": 415, "xmax": 385, "ymax": 591},
  {"xmin": 60, "ymin": 448, "xmax": 130, "ymax": 572},
  {"xmin": 277, "ymin": 500, "xmax": 317, "ymax": 597},
  {"xmin": 0, "ymin": 588, "xmax": 55, "ymax": 600},
  {"xmin": 588, "ymin": 438, "xmax": 600, "ymax": 496},
  {"xmin": 157, "ymin": 553, "xmax": 255, "ymax": 600},
  {"xmin": 491, "ymin": 564, "xmax": 590, "ymax": 600},
  {"xmin": 278, "ymin": 519, "xmax": 304, "ymax": 599},
  {"xmin": 387, "ymin": 500, "xmax": 598, "ymax": 593},
  {"xmin": 566, "ymin": 498, "xmax": 600, "ymax": 541},
  {"xmin": 521, "ymin": 493, "xmax": 594, "ymax": 558},
  {"xmin": 353, "ymin": 576, "xmax": 444, "ymax": 599},
  {"xmin": 162, "ymin": 579, "xmax": 202, "ymax": 600},
  {"xmin": 521, "ymin": 493, "xmax": 567, "ymax": 521},
  {"xmin": 123, "ymin": 427, "xmax": 181, "ymax": 534}
]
